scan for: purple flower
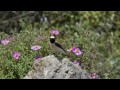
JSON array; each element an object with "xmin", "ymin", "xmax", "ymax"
[
  {"xmin": 80, "ymin": 64, "xmax": 84, "ymax": 69},
  {"xmin": 87, "ymin": 72, "xmax": 97, "ymax": 79},
  {"xmin": 73, "ymin": 60, "xmax": 79, "ymax": 65},
  {"xmin": 12, "ymin": 52, "xmax": 21, "ymax": 60},
  {"xmin": 1, "ymin": 39, "xmax": 10, "ymax": 46},
  {"xmin": 50, "ymin": 30, "xmax": 60, "ymax": 35},
  {"xmin": 91, "ymin": 72, "xmax": 97, "ymax": 79},
  {"xmin": 34, "ymin": 56, "xmax": 41, "ymax": 60},
  {"xmin": 31, "ymin": 45, "xmax": 41, "ymax": 51},
  {"xmin": 67, "ymin": 46, "xmax": 76, "ymax": 52},
  {"xmin": 67, "ymin": 47, "xmax": 82, "ymax": 56},
  {"xmin": 72, "ymin": 48, "xmax": 82, "ymax": 56},
  {"xmin": 87, "ymin": 73, "xmax": 92, "ymax": 79},
  {"xmin": 67, "ymin": 48, "xmax": 72, "ymax": 52}
]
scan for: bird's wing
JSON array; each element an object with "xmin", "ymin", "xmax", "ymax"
[{"xmin": 55, "ymin": 42, "xmax": 66, "ymax": 53}]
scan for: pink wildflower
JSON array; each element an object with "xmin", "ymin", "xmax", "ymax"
[
  {"xmin": 1, "ymin": 39, "xmax": 10, "ymax": 46},
  {"xmin": 31, "ymin": 45, "xmax": 41, "ymax": 51},
  {"xmin": 12, "ymin": 52, "xmax": 21, "ymax": 60},
  {"xmin": 50, "ymin": 30, "xmax": 60, "ymax": 35}
]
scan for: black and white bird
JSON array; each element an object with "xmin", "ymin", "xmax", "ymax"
[{"xmin": 49, "ymin": 35, "xmax": 68, "ymax": 56}]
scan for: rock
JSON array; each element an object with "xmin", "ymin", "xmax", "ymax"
[{"xmin": 23, "ymin": 55, "xmax": 88, "ymax": 79}]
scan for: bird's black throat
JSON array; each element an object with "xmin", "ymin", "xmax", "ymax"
[{"xmin": 50, "ymin": 38, "xmax": 55, "ymax": 43}]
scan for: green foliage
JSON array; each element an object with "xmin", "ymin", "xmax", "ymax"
[{"xmin": 0, "ymin": 11, "xmax": 120, "ymax": 79}]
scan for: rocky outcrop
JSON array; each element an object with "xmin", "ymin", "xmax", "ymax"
[{"xmin": 24, "ymin": 55, "xmax": 87, "ymax": 79}]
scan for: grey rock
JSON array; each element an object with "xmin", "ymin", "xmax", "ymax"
[{"xmin": 24, "ymin": 55, "xmax": 87, "ymax": 79}]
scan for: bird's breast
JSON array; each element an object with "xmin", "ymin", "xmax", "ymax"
[
  {"xmin": 50, "ymin": 43, "xmax": 66, "ymax": 55},
  {"xmin": 50, "ymin": 43, "xmax": 58, "ymax": 52}
]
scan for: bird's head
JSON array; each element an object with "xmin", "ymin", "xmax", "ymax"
[{"xmin": 50, "ymin": 35, "xmax": 56, "ymax": 43}]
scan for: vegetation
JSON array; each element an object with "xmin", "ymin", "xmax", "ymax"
[{"xmin": 0, "ymin": 11, "xmax": 120, "ymax": 79}]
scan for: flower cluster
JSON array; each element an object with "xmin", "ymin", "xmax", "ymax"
[
  {"xmin": 1, "ymin": 39, "xmax": 10, "ymax": 46},
  {"xmin": 1, "ymin": 36, "xmax": 13, "ymax": 46},
  {"xmin": 50, "ymin": 30, "xmax": 60, "ymax": 35},
  {"xmin": 67, "ymin": 46, "xmax": 82, "ymax": 56},
  {"xmin": 87, "ymin": 72, "xmax": 98, "ymax": 79},
  {"xmin": 12, "ymin": 52, "xmax": 21, "ymax": 60},
  {"xmin": 31, "ymin": 45, "xmax": 41, "ymax": 51},
  {"xmin": 31, "ymin": 45, "xmax": 42, "ymax": 60},
  {"xmin": 1, "ymin": 29, "xmax": 83, "ymax": 72}
]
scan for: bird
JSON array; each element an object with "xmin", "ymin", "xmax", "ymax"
[{"xmin": 49, "ymin": 35, "xmax": 68, "ymax": 56}]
